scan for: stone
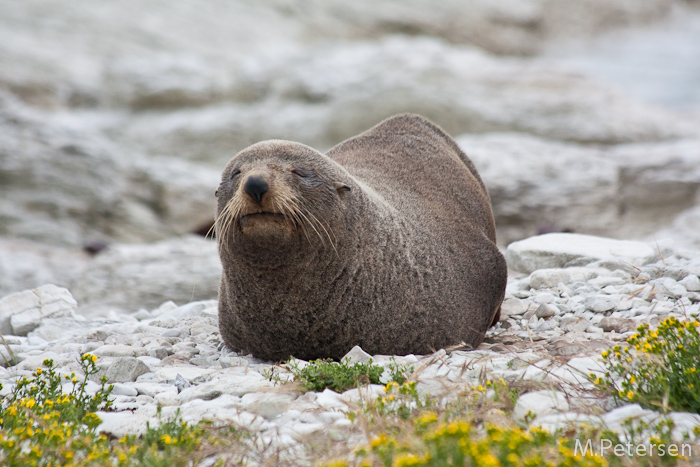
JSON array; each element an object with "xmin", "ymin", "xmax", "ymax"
[
  {"xmin": 584, "ymin": 296, "xmax": 619, "ymax": 313},
  {"xmin": 535, "ymin": 304, "xmax": 558, "ymax": 319},
  {"xmin": 559, "ymin": 317, "xmax": 589, "ymax": 333},
  {"xmin": 680, "ymin": 275, "xmax": 700, "ymax": 292},
  {"xmin": 505, "ymin": 234, "xmax": 659, "ymax": 274},
  {"xmin": 598, "ymin": 317, "xmax": 638, "ymax": 333},
  {"xmin": 548, "ymin": 337, "xmax": 589, "ymax": 357},
  {"xmin": 92, "ymin": 345, "xmax": 146, "ymax": 358},
  {"xmin": 110, "ymin": 383, "xmax": 139, "ymax": 397},
  {"xmin": 500, "ymin": 298, "xmax": 532, "ymax": 319},
  {"xmin": 30, "ymin": 317, "xmax": 93, "ymax": 342},
  {"xmin": 240, "ymin": 392, "xmax": 296, "ymax": 420},
  {"xmin": 102, "ymin": 357, "xmax": 151, "ymax": 383},
  {"xmin": 173, "ymin": 374, "xmax": 191, "ymax": 393},
  {"xmin": 178, "ymin": 373, "xmax": 273, "ymax": 402},
  {"xmin": 96, "ymin": 406, "xmax": 159, "ymax": 437},
  {"xmin": 528, "ymin": 268, "xmax": 608, "ymax": 290},
  {"xmin": 342, "ymin": 345, "xmax": 372, "ymax": 364},
  {"xmin": 651, "ymin": 277, "xmax": 687, "ymax": 298},
  {"xmin": 602, "ymin": 404, "xmax": 655, "ymax": 429},
  {"xmin": 0, "ymin": 285, "xmax": 77, "ymax": 336},
  {"xmin": 513, "ymin": 390, "xmax": 569, "ymax": 422},
  {"xmin": 71, "ymin": 240, "xmax": 221, "ymax": 316}
]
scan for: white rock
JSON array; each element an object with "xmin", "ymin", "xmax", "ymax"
[
  {"xmin": 110, "ymin": 383, "xmax": 139, "ymax": 397},
  {"xmin": 0, "ymin": 285, "xmax": 77, "ymax": 336},
  {"xmin": 315, "ymin": 389, "xmax": 349, "ymax": 412},
  {"xmin": 506, "ymin": 233, "xmax": 658, "ymax": 274},
  {"xmin": 96, "ymin": 406, "xmax": 159, "ymax": 437},
  {"xmin": 535, "ymin": 303, "xmax": 558, "ymax": 319},
  {"xmin": 178, "ymin": 372, "xmax": 273, "ymax": 402},
  {"xmin": 513, "ymin": 390, "xmax": 569, "ymax": 422},
  {"xmin": 529, "ymin": 268, "xmax": 608, "ymax": 289},
  {"xmin": 651, "ymin": 277, "xmax": 687, "ymax": 298},
  {"xmin": 92, "ymin": 344, "xmax": 147, "ymax": 358},
  {"xmin": 679, "ymin": 275, "xmax": 700, "ymax": 292},
  {"xmin": 500, "ymin": 298, "xmax": 532, "ymax": 319},
  {"xmin": 240, "ymin": 392, "xmax": 296, "ymax": 420},
  {"xmin": 531, "ymin": 412, "xmax": 598, "ymax": 432},
  {"xmin": 584, "ymin": 296, "xmax": 620, "ymax": 313},
  {"xmin": 602, "ymin": 404, "xmax": 656, "ymax": 428},
  {"xmin": 342, "ymin": 345, "xmax": 372, "ymax": 364}
]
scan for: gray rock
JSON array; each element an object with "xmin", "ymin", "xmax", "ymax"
[
  {"xmin": 149, "ymin": 347, "xmax": 171, "ymax": 360},
  {"xmin": 103, "ymin": 357, "xmax": 151, "ymax": 383}
]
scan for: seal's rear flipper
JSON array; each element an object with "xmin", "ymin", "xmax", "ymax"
[{"xmin": 490, "ymin": 305, "xmax": 501, "ymax": 327}]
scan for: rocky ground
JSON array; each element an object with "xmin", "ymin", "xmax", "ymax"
[
  {"xmin": 1, "ymin": 233, "xmax": 699, "ymax": 464},
  {"xmin": 2, "ymin": 0, "xmax": 700, "ymax": 464}
]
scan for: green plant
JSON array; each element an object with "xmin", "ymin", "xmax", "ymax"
[
  {"xmin": 288, "ymin": 358, "xmax": 384, "ymax": 392},
  {"xmin": 0, "ymin": 354, "xmax": 244, "ymax": 467},
  {"xmin": 591, "ymin": 316, "xmax": 700, "ymax": 414},
  {"xmin": 386, "ymin": 357, "xmax": 414, "ymax": 385},
  {"xmin": 0, "ymin": 354, "xmax": 113, "ymax": 466},
  {"xmin": 367, "ymin": 381, "xmax": 435, "ymax": 421}
]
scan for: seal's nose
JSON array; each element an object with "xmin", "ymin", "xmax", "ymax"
[{"xmin": 244, "ymin": 176, "xmax": 268, "ymax": 204}]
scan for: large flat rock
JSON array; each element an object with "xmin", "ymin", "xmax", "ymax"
[{"xmin": 505, "ymin": 233, "xmax": 659, "ymax": 273}]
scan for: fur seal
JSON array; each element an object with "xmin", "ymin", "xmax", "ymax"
[{"xmin": 215, "ymin": 114, "xmax": 507, "ymax": 361}]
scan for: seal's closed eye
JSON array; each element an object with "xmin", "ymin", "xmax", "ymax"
[{"xmin": 291, "ymin": 168, "xmax": 314, "ymax": 178}]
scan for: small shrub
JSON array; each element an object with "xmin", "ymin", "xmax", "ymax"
[
  {"xmin": 0, "ymin": 354, "xmax": 113, "ymax": 466},
  {"xmin": 288, "ymin": 358, "xmax": 384, "ymax": 392},
  {"xmin": 0, "ymin": 354, "xmax": 243, "ymax": 467},
  {"xmin": 592, "ymin": 316, "xmax": 700, "ymax": 414}
]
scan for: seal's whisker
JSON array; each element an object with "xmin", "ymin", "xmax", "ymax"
[
  {"xmin": 277, "ymin": 196, "xmax": 312, "ymax": 244},
  {"xmin": 292, "ymin": 202, "xmax": 327, "ymax": 248},
  {"xmin": 217, "ymin": 194, "xmax": 241, "ymax": 253},
  {"xmin": 301, "ymin": 202, "xmax": 338, "ymax": 254}
]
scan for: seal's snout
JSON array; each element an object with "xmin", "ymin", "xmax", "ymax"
[{"xmin": 244, "ymin": 175, "xmax": 269, "ymax": 204}]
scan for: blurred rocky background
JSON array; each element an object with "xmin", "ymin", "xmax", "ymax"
[{"xmin": 1, "ymin": 0, "xmax": 700, "ymax": 315}]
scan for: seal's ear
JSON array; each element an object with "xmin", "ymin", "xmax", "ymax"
[
  {"xmin": 335, "ymin": 182, "xmax": 351, "ymax": 194},
  {"xmin": 215, "ymin": 189, "xmax": 219, "ymax": 198}
]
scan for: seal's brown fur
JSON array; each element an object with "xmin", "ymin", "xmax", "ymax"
[{"xmin": 216, "ymin": 114, "xmax": 506, "ymax": 361}]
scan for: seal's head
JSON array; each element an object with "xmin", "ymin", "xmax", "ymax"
[{"xmin": 215, "ymin": 141, "xmax": 351, "ymax": 265}]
